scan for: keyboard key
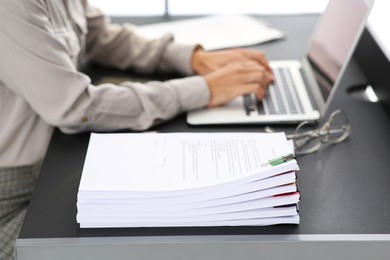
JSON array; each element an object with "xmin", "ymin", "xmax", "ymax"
[
  {"xmin": 241, "ymin": 66, "xmax": 305, "ymax": 116},
  {"xmin": 243, "ymin": 94, "xmax": 255, "ymax": 116}
]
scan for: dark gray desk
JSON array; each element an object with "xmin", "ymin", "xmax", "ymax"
[{"xmin": 15, "ymin": 15, "xmax": 390, "ymax": 259}]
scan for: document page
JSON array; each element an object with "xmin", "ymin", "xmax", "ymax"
[
  {"xmin": 137, "ymin": 15, "xmax": 284, "ymax": 50},
  {"xmin": 79, "ymin": 133, "xmax": 293, "ymax": 193}
]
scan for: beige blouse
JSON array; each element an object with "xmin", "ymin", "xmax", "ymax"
[{"xmin": 0, "ymin": 0, "xmax": 209, "ymax": 167}]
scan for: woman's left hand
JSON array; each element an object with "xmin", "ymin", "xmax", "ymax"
[{"xmin": 191, "ymin": 47, "xmax": 274, "ymax": 82}]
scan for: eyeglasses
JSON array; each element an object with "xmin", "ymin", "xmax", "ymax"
[{"xmin": 266, "ymin": 110, "xmax": 352, "ymax": 155}]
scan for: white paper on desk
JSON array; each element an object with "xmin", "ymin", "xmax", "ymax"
[
  {"xmin": 78, "ymin": 172, "xmax": 296, "ymax": 202},
  {"xmin": 136, "ymin": 15, "xmax": 284, "ymax": 50},
  {"xmin": 80, "ymin": 215, "xmax": 300, "ymax": 228},
  {"xmin": 78, "ymin": 191, "xmax": 299, "ymax": 220},
  {"xmin": 77, "ymin": 182, "xmax": 297, "ymax": 215},
  {"xmin": 79, "ymin": 132, "xmax": 296, "ymax": 194},
  {"xmin": 77, "ymin": 204, "xmax": 298, "ymax": 223}
]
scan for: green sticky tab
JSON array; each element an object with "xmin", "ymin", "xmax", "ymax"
[{"xmin": 268, "ymin": 153, "xmax": 295, "ymax": 166}]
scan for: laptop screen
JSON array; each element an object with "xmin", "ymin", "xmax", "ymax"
[{"xmin": 307, "ymin": 0, "xmax": 372, "ymax": 101}]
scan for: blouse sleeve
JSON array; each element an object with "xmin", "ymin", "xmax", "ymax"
[
  {"xmin": 0, "ymin": 0, "xmax": 210, "ymax": 133},
  {"xmin": 83, "ymin": 1, "xmax": 198, "ymax": 76}
]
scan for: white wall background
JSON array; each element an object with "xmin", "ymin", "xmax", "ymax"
[
  {"xmin": 366, "ymin": 0, "xmax": 390, "ymax": 60},
  {"xmin": 89, "ymin": 0, "xmax": 329, "ymax": 16}
]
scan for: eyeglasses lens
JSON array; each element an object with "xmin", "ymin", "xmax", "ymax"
[
  {"xmin": 327, "ymin": 111, "xmax": 351, "ymax": 143},
  {"xmin": 293, "ymin": 121, "xmax": 321, "ymax": 154}
]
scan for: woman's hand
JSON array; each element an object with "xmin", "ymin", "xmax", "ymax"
[
  {"xmin": 204, "ymin": 61, "xmax": 272, "ymax": 107},
  {"xmin": 192, "ymin": 47, "xmax": 274, "ymax": 79},
  {"xmin": 192, "ymin": 47, "xmax": 274, "ymax": 106}
]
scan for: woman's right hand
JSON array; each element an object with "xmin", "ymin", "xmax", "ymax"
[{"xmin": 204, "ymin": 61, "xmax": 274, "ymax": 107}]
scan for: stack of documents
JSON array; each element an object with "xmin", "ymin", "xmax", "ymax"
[{"xmin": 77, "ymin": 132, "xmax": 300, "ymax": 228}]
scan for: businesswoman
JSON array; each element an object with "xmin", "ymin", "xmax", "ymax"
[{"xmin": 0, "ymin": 1, "xmax": 273, "ymax": 259}]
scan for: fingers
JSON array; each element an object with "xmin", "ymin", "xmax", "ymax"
[
  {"xmin": 223, "ymin": 62, "xmax": 270, "ymax": 99},
  {"xmin": 235, "ymin": 49, "xmax": 270, "ymax": 69},
  {"xmin": 232, "ymin": 61, "xmax": 270, "ymax": 87},
  {"xmin": 234, "ymin": 49, "xmax": 274, "ymax": 80},
  {"xmin": 255, "ymin": 85, "xmax": 267, "ymax": 100},
  {"xmin": 239, "ymin": 81, "xmax": 268, "ymax": 101},
  {"xmin": 204, "ymin": 60, "xmax": 272, "ymax": 107},
  {"xmin": 230, "ymin": 82, "xmax": 267, "ymax": 104},
  {"xmin": 192, "ymin": 48, "xmax": 274, "ymax": 80},
  {"xmin": 235, "ymin": 82, "xmax": 267, "ymax": 102}
]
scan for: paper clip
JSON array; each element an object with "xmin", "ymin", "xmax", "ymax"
[{"xmin": 261, "ymin": 153, "xmax": 295, "ymax": 167}]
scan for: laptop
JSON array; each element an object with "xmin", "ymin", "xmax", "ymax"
[{"xmin": 187, "ymin": 0, "xmax": 374, "ymax": 125}]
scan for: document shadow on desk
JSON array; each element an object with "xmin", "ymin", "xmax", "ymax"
[{"xmin": 78, "ymin": 225, "xmax": 300, "ymax": 237}]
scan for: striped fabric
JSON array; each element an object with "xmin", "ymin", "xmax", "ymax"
[{"xmin": 0, "ymin": 162, "xmax": 41, "ymax": 260}]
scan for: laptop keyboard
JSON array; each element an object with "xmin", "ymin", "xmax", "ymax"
[{"xmin": 244, "ymin": 67, "xmax": 304, "ymax": 116}]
